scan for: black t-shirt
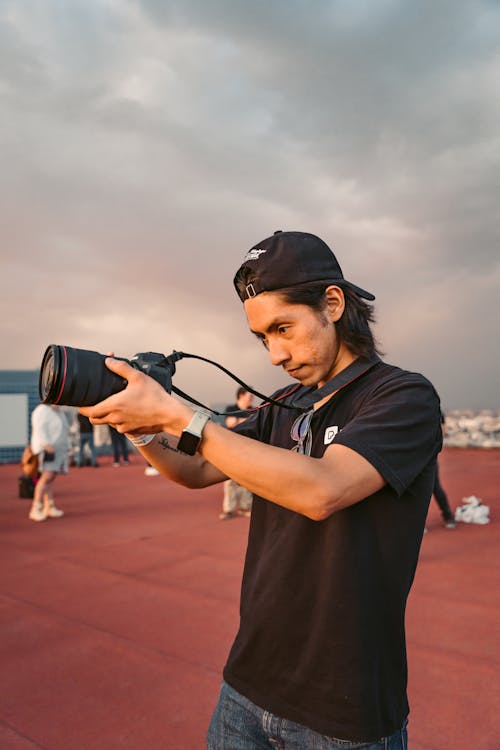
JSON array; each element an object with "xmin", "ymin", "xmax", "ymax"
[{"xmin": 223, "ymin": 361, "xmax": 442, "ymax": 742}]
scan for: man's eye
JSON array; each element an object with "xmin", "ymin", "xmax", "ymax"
[{"xmin": 278, "ymin": 326, "xmax": 289, "ymax": 334}]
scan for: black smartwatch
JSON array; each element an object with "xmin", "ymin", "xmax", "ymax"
[{"xmin": 177, "ymin": 411, "xmax": 211, "ymax": 455}]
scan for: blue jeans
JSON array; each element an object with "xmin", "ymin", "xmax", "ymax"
[
  {"xmin": 110, "ymin": 429, "xmax": 129, "ymax": 463},
  {"xmin": 207, "ymin": 682, "xmax": 408, "ymax": 750}
]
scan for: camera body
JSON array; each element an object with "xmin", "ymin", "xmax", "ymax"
[
  {"xmin": 39, "ymin": 345, "xmax": 176, "ymax": 407},
  {"xmin": 129, "ymin": 351, "xmax": 175, "ymax": 392}
]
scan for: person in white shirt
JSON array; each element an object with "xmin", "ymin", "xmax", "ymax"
[{"xmin": 29, "ymin": 403, "xmax": 70, "ymax": 522}]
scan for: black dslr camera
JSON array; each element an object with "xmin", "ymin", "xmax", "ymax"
[{"xmin": 39, "ymin": 345, "xmax": 177, "ymax": 407}]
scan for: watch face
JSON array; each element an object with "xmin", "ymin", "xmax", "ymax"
[
  {"xmin": 177, "ymin": 430, "xmax": 199, "ymax": 456},
  {"xmin": 178, "ymin": 412, "xmax": 210, "ymax": 455}
]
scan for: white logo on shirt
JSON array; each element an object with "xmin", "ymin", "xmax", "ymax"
[
  {"xmin": 324, "ymin": 426, "xmax": 339, "ymax": 445},
  {"xmin": 244, "ymin": 248, "xmax": 267, "ymax": 261}
]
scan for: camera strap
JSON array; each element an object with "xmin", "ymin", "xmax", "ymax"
[
  {"xmin": 166, "ymin": 352, "xmax": 299, "ymax": 416},
  {"xmin": 286, "ymin": 354, "xmax": 381, "ymax": 410},
  {"xmin": 165, "ymin": 351, "xmax": 380, "ymax": 418}
]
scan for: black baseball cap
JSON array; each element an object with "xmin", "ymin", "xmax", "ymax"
[{"xmin": 233, "ymin": 230, "xmax": 375, "ymax": 302}]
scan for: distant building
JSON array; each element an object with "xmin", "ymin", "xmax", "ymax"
[
  {"xmin": 0, "ymin": 370, "xmax": 40, "ymax": 463},
  {"xmin": 444, "ymin": 409, "xmax": 500, "ymax": 448}
]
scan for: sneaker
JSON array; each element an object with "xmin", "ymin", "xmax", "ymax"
[
  {"xmin": 45, "ymin": 502, "xmax": 64, "ymax": 519},
  {"xmin": 237, "ymin": 509, "xmax": 251, "ymax": 518},
  {"xmin": 219, "ymin": 511, "xmax": 236, "ymax": 520},
  {"xmin": 113, "ymin": 462, "xmax": 120, "ymax": 467},
  {"xmin": 445, "ymin": 520, "xmax": 456, "ymax": 529},
  {"xmin": 29, "ymin": 504, "xmax": 47, "ymax": 522},
  {"xmin": 144, "ymin": 466, "xmax": 160, "ymax": 476}
]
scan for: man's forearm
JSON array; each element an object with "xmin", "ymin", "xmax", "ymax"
[
  {"xmin": 197, "ymin": 420, "xmax": 385, "ymax": 520},
  {"xmin": 131, "ymin": 432, "xmax": 228, "ymax": 488}
]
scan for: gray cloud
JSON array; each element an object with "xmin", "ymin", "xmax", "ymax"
[{"xmin": 0, "ymin": 0, "xmax": 498, "ymax": 408}]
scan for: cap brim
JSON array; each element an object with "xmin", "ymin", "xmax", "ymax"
[{"xmin": 341, "ymin": 281, "xmax": 375, "ymax": 301}]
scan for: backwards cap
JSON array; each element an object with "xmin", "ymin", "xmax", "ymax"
[{"xmin": 233, "ymin": 231, "xmax": 375, "ymax": 302}]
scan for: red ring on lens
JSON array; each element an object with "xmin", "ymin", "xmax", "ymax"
[{"xmin": 54, "ymin": 346, "xmax": 68, "ymax": 404}]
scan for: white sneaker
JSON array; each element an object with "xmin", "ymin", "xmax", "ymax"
[
  {"xmin": 144, "ymin": 466, "xmax": 160, "ymax": 476},
  {"xmin": 45, "ymin": 502, "xmax": 64, "ymax": 519},
  {"xmin": 29, "ymin": 505, "xmax": 47, "ymax": 522}
]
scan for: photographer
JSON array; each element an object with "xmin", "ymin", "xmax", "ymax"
[{"xmin": 80, "ymin": 231, "xmax": 442, "ymax": 750}]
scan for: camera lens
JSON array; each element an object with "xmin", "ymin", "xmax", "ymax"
[
  {"xmin": 39, "ymin": 345, "xmax": 128, "ymax": 407},
  {"xmin": 39, "ymin": 345, "xmax": 63, "ymax": 404}
]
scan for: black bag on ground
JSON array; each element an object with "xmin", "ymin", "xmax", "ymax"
[{"xmin": 18, "ymin": 475, "xmax": 36, "ymax": 499}]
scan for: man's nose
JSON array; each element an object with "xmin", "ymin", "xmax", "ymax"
[{"xmin": 268, "ymin": 339, "xmax": 289, "ymax": 367}]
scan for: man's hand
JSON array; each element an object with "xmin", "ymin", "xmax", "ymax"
[{"xmin": 78, "ymin": 357, "xmax": 192, "ymax": 436}]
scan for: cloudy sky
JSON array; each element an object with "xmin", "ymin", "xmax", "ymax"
[{"xmin": 1, "ymin": 0, "xmax": 498, "ymax": 409}]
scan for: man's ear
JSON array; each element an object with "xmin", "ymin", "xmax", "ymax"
[{"xmin": 324, "ymin": 285, "xmax": 345, "ymax": 323}]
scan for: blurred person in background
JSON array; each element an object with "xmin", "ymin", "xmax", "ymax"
[
  {"xmin": 77, "ymin": 413, "xmax": 98, "ymax": 467},
  {"xmin": 220, "ymin": 387, "xmax": 254, "ymax": 519},
  {"xmin": 109, "ymin": 425, "xmax": 130, "ymax": 467},
  {"xmin": 29, "ymin": 403, "xmax": 70, "ymax": 522},
  {"xmin": 427, "ymin": 410, "xmax": 455, "ymax": 530}
]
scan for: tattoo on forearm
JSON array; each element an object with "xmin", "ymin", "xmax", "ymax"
[{"xmin": 158, "ymin": 437, "xmax": 179, "ymax": 453}]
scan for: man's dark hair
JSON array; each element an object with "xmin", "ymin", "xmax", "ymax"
[
  {"xmin": 236, "ymin": 386, "xmax": 249, "ymax": 399},
  {"xmin": 276, "ymin": 282, "xmax": 381, "ymax": 359}
]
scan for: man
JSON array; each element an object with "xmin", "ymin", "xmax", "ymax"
[
  {"xmin": 220, "ymin": 387, "xmax": 254, "ymax": 520},
  {"xmin": 109, "ymin": 425, "xmax": 130, "ymax": 467},
  {"xmin": 29, "ymin": 403, "xmax": 69, "ymax": 521},
  {"xmin": 81, "ymin": 231, "xmax": 442, "ymax": 749},
  {"xmin": 77, "ymin": 413, "xmax": 98, "ymax": 467},
  {"xmin": 430, "ymin": 411, "xmax": 456, "ymax": 528}
]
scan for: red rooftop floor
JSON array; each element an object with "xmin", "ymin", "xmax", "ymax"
[{"xmin": 0, "ymin": 448, "xmax": 499, "ymax": 750}]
